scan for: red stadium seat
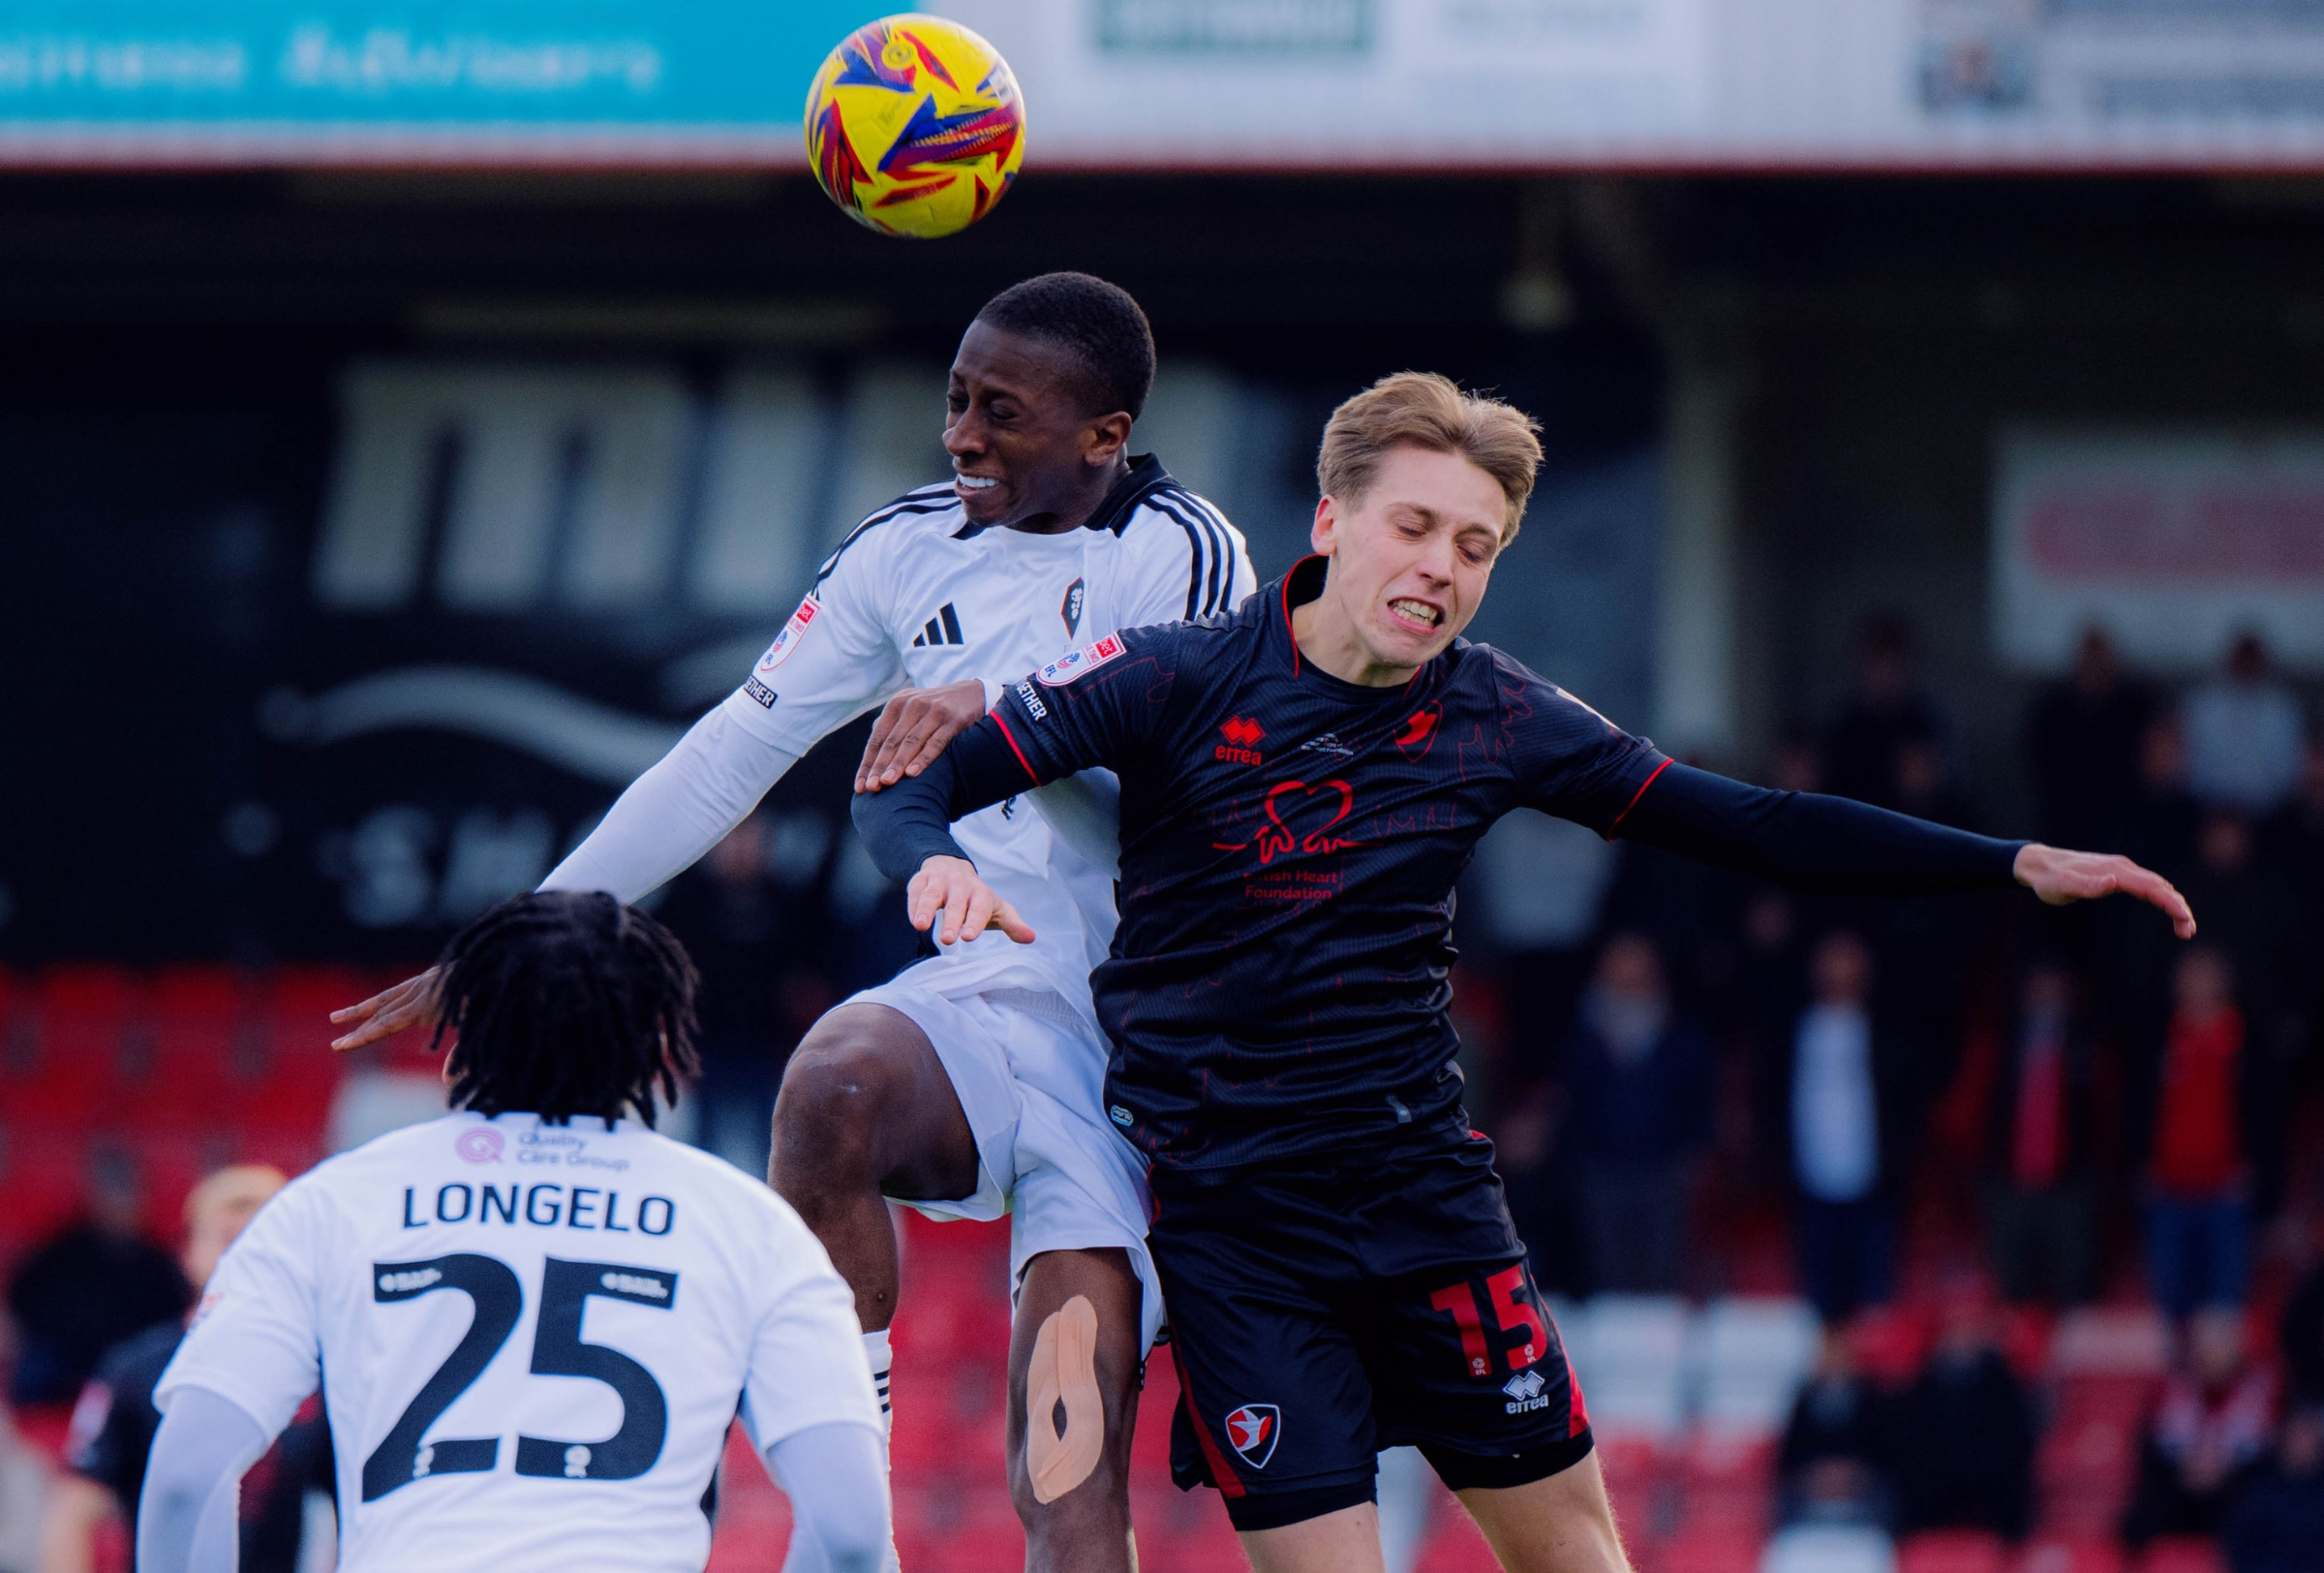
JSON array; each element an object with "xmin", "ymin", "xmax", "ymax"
[
  {"xmin": 1900, "ymin": 1530, "xmax": 2010, "ymax": 1573},
  {"xmin": 128, "ymin": 966, "xmax": 247, "ymax": 1125},
  {"xmin": 901, "ymin": 1522, "xmax": 1024, "ymax": 1573},
  {"xmin": 0, "ymin": 1130, "xmax": 90, "ymax": 1253},
  {"xmin": 2135, "ymin": 1539, "xmax": 2223, "ymax": 1573},
  {"xmin": 1664, "ymin": 1528, "xmax": 1767, "ymax": 1573},
  {"xmin": 2019, "ymin": 1538, "xmax": 2126, "ymax": 1573},
  {"xmin": 8, "ymin": 967, "xmax": 141, "ymax": 1129}
]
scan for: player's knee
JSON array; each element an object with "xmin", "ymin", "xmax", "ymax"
[{"xmin": 772, "ymin": 1022, "xmax": 912, "ymax": 1180}]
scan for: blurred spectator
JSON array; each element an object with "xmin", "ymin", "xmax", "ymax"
[
  {"xmin": 2142, "ymin": 947, "xmax": 2252, "ymax": 1321},
  {"xmin": 2124, "ymin": 712, "xmax": 2203, "ymax": 879},
  {"xmin": 1778, "ymin": 1325, "xmax": 1899, "ymax": 1530},
  {"xmin": 1778, "ymin": 931, "xmax": 1921, "ymax": 1322},
  {"xmin": 2224, "ymin": 1407, "xmax": 2324, "ymax": 1573},
  {"xmin": 1984, "ymin": 957, "xmax": 2106, "ymax": 1307},
  {"xmin": 1893, "ymin": 1274, "xmax": 2035, "ymax": 1540},
  {"xmin": 38, "ymin": 1165, "xmax": 313, "ymax": 1573},
  {"xmin": 2160, "ymin": 811, "xmax": 2309, "ymax": 1212},
  {"xmin": 2123, "ymin": 1307, "xmax": 2278, "ymax": 1546},
  {"xmin": 2282, "ymin": 1253, "xmax": 2324, "ymax": 1408},
  {"xmin": 2024, "ymin": 626, "xmax": 2156, "ymax": 851},
  {"xmin": 1825, "ymin": 617, "xmax": 1948, "ymax": 811},
  {"xmin": 2182, "ymin": 632, "xmax": 2307, "ymax": 816},
  {"xmin": 657, "ymin": 813, "xmax": 834, "ymax": 1177},
  {"xmin": 5, "ymin": 1157, "xmax": 187, "ymax": 1405},
  {"xmin": 1561, "ymin": 934, "xmax": 1713, "ymax": 1294}
]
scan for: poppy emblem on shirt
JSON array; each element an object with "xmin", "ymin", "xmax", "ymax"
[{"xmin": 1225, "ymin": 1404, "xmax": 1280, "ymax": 1468}]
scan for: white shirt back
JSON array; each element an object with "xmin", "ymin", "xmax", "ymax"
[{"xmin": 156, "ymin": 1111, "xmax": 876, "ymax": 1573}]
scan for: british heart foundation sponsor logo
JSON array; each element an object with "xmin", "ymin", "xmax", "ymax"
[{"xmin": 1224, "ymin": 1403, "xmax": 1280, "ymax": 1468}]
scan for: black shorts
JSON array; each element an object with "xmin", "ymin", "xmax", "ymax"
[{"xmin": 1155, "ymin": 1127, "xmax": 1593, "ymax": 1531}]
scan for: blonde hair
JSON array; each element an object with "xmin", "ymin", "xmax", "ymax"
[{"xmin": 1315, "ymin": 372, "xmax": 1544, "ymax": 544}]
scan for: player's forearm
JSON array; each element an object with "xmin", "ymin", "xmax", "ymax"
[
  {"xmin": 849, "ymin": 719, "xmax": 1031, "ymax": 882},
  {"xmin": 539, "ymin": 708, "xmax": 800, "ymax": 902},
  {"xmin": 764, "ymin": 1422, "xmax": 892, "ymax": 1573},
  {"xmin": 1619, "ymin": 760, "xmax": 2024, "ymax": 896},
  {"xmin": 137, "ymin": 1389, "xmax": 272, "ymax": 1573},
  {"xmin": 37, "ymin": 1477, "xmax": 109, "ymax": 1573}
]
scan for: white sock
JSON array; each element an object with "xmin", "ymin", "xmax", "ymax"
[{"xmin": 862, "ymin": 1328, "xmax": 893, "ymax": 1445}]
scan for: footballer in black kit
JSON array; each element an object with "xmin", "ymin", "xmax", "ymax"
[
  {"xmin": 857, "ymin": 553, "xmax": 2061, "ymax": 1522},
  {"xmin": 856, "ymin": 376, "xmax": 2194, "ymax": 1555}
]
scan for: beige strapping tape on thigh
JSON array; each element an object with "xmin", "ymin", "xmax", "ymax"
[{"xmin": 1025, "ymin": 1294, "xmax": 1105, "ymax": 1504}]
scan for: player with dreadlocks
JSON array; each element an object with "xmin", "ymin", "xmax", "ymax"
[{"xmin": 139, "ymin": 891, "xmax": 889, "ymax": 1573}]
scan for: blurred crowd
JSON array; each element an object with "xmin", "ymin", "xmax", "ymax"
[{"xmin": 1469, "ymin": 621, "xmax": 2324, "ymax": 1563}]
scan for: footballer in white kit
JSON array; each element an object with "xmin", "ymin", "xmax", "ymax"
[
  {"xmin": 327, "ymin": 273, "xmax": 1252, "ymax": 1571},
  {"xmin": 147, "ymin": 894, "xmax": 888, "ymax": 1573},
  {"xmin": 688, "ymin": 453, "xmax": 1249, "ymax": 1342}
]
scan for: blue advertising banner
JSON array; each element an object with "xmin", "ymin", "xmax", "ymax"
[{"xmin": 0, "ymin": 1, "xmax": 883, "ymax": 160}]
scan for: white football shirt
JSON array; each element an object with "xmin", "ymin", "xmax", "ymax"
[
  {"xmin": 712, "ymin": 457, "xmax": 1251, "ymax": 1014},
  {"xmin": 155, "ymin": 1111, "xmax": 877, "ymax": 1573}
]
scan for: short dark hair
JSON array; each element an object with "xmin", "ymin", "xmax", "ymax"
[
  {"xmin": 974, "ymin": 271, "xmax": 1157, "ymax": 419},
  {"xmin": 430, "ymin": 891, "xmax": 700, "ymax": 1127}
]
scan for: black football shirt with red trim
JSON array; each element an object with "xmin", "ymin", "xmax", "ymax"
[{"xmin": 876, "ymin": 555, "xmax": 1667, "ymax": 1173}]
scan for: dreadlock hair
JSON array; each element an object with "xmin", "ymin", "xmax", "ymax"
[
  {"xmin": 430, "ymin": 890, "xmax": 700, "ymax": 1128},
  {"xmin": 973, "ymin": 271, "xmax": 1157, "ymax": 419}
]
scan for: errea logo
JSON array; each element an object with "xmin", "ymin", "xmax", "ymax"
[
  {"xmin": 1503, "ymin": 1368, "xmax": 1550, "ymax": 1414},
  {"xmin": 1215, "ymin": 715, "xmax": 1264, "ymax": 767}
]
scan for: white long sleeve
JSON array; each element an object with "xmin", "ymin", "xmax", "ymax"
[
  {"xmin": 763, "ymin": 1422, "xmax": 893, "ymax": 1573},
  {"xmin": 137, "ymin": 1386, "xmax": 275, "ymax": 1573},
  {"xmin": 539, "ymin": 707, "xmax": 803, "ymax": 904}
]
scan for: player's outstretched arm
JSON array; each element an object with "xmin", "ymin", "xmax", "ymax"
[
  {"xmin": 328, "ymin": 965, "xmax": 441, "ymax": 1052},
  {"xmin": 2011, "ymin": 842, "xmax": 2196, "ymax": 938},
  {"xmin": 1617, "ymin": 761, "xmax": 2195, "ymax": 937},
  {"xmin": 137, "ymin": 1388, "xmax": 274, "ymax": 1573}
]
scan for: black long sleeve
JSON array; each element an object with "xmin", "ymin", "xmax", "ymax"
[
  {"xmin": 1616, "ymin": 760, "xmax": 2025, "ymax": 897},
  {"xmin": 851, "ymin": 716, "xmax": 1037, "ymax": 881}
]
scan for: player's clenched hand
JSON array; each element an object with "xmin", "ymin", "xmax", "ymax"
[
  {"xmin": 328, "ymin": 966, "xmax": 443, "ymax": 1052},
  {"xmin": 857, "ymin": 679, "xmax": 989, "ymax": 793},
  {"xmin": 908, "ymin": 855, "xmax": 1036, "ymax": 946},
  {"xmin": 2013, "ymin": 844, "xmax": 2197, "ymax": 940}
]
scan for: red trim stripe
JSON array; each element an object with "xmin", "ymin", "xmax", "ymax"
[
  {"xmin": 1168, "ymin": 1340, "xmax": 1245, "ymax": 1497},
  {"xmin": 992, "ymin": 713, "xmax": 1041, "ymax": 786},
  {"xmin": 1280, "ymin": 568, "xmax": 1301, "ymax": 676},
  {"xmin": 1603, "ymin": 756, "xmax": 1672, "ymax": 839}
]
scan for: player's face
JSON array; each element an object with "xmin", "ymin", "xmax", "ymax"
[
  {"xmin": 944, "ymin": 322, "xmax": 1129, "ymax": 532},
  {"xmin": 1312, "ymin": 445, "xmax": 1507, "ymax": 671}
]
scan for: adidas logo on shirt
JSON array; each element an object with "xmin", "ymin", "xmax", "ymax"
[{"xmin": 911, "ymin": 602, "xmax": 966, "ymax": 647}]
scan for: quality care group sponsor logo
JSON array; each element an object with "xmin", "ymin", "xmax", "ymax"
[{"xmin": 455, "ymin": 1126, "xmax": 505, "ymax": 1164}]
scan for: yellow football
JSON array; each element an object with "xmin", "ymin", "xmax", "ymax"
[{"xmin": 804, "ymin": 14, "xmax": 1025, "ymax": 240}]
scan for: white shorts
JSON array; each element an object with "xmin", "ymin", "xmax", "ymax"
[{"xmin": 849, "ymin": 966, "xmax": 1162, "ymax": 1354}]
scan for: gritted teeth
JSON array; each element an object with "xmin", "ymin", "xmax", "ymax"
[
  {"xmin": 1390, "ymin": 598, "xmax": 1442, "ymax": 627},
  {"xmin": 956, "ymin": 475, "xmax": 998, "ymax": 490}
]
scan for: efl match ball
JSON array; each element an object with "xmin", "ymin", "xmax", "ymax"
[{"xmin": 804, "ymin": 15, "xmax": 1025, "ymax": 239}]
